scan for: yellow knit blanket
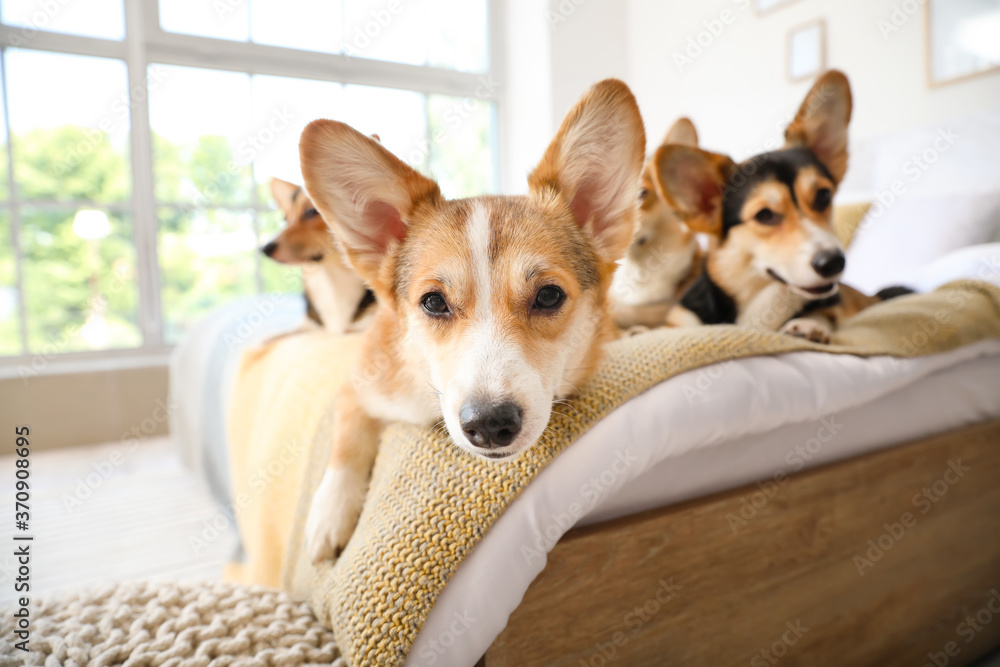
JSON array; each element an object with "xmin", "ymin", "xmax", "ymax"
[{"xmin": 227, "ymin": 281, "xmax": 1000, "ymax": 665}]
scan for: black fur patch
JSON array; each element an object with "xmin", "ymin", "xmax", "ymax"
[
  {"xmin": 352, "ymin": 288, "xmax": 377, "ymax": 322},
  {"xmin": 793, "ymin": 292, "xmax": 841, "ymax": 318},
  {"xmin": 876, "ymin": 285, "xmax": 915, "ymax": 301},
  {"xmin": 721, "ymin": 148, "xmax": 834, "ymax": 238},
  {"xmin": 305, "ymin": 292, "xmax": 323, "ymax": 326},
  {"xmin": 678, "ymin": 267, "xmax": 738, "ymax": 325}
]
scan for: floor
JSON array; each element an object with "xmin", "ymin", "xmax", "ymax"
[{"xmin": 0, "ymin": 437, "xmax": 237, "ymax": 608}]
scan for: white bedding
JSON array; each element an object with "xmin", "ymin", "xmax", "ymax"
[{"xmin": 407, "ymin": 338, "xmax": 1000, "ymax": 666}]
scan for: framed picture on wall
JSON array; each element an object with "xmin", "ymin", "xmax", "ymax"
[
  {"xmin": 756, "ymin": 0, "xmax": 803, "ymax": 15},
  {"xmin": 787, "ymin": 19, "xmax": 826, "ymax": 82},
  {"xmin": 927, "ymin": 0, "xmax": 1000, "ymax": 86}
]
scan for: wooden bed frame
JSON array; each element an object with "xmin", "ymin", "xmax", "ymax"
[{"xmin": 481, "ymin": 418, "xmax": 1000, "ymax": 666}]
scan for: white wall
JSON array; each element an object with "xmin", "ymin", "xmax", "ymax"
[
  {"xmin": 547, "ymin": 0, "xmax": 630, "ymax": 125},
  {"xmin": 624, "ymin": 0, "xmax": 1000, "ymax": 161},
  {"xmin": 499, "ymin": 0, "xmax": 553, "ymax": 193},
  {"xmin": 499, "ymin": 0, "xmax": 630, "ymax": 193}
]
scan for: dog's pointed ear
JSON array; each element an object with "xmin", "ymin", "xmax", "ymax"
[
  {"xmin": 662, "ymin": 117, "xmax": 699, "ymax": 148},
  {"xmin": 785, "ymin": 70, "xmax": 852, "ymax": 184},
  {"xmin": 528, "ymin": 79, "xmax": 645, "ymax": 264},
  {"xmin": 654, "ymin": 145, "xmax": 735, "ymax": 237},
  {"xmin": 270, "ymin": 178, "xmax": 300, "ymax": 216},
  {"xmin": 299, "ymin": 120, "xmax": 441, "ymax": 284}
]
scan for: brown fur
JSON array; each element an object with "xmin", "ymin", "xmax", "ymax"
[
  {"xmin": 299, "ymin": 79, "xmax": 645, "ymax": 562},
  {"xmin": 611, "ymin": 118, "xmax": 708, "ymax": 330},
  {"xmin": 264, "ymin": 177, "xmax": 373, "ymax": 333}
]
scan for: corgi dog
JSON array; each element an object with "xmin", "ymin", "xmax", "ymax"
[
  {"xmin": 263, "ymin": 177, "xmax": 375, "ymax": 334},
  {"xmin": 610, "ymin": 117, "xmax": 707, "ymax": 330},
  {"xmin": 655, "ymin": 71, "xmax": 900, "ymax": 343},
  {"xmin": 298, "ymin": 79, "xmax": 645, "ymax": 562}
]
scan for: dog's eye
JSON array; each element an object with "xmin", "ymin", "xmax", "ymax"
[
  {"xmin": 813, "ymin": 188, "xmax": 832, "ymax": 212},
  {"xmin": 421, "ymin": 292, "xmax": 450, "ymax": 316},
  {"xmin": 754, "ymin": 208, "xmax": 780, "ymax": 225},
  {"xmin": 303, "ymin": 208, "xmax": 319, "ymax": 219},
  {"xmin": 533, "ymin": 285, "xmax": 566, "ymax": 311},
  {"xmin": 638, "ymin": 188, "xmax": 649, "ymax": 201}
]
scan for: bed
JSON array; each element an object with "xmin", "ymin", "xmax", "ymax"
[
  {"xmin": 173, "ymin": 114, "xmax": 1000, "ymax": 665},
  {"xmin": 426, "ymin": 339, "xmax": 1000, "ymax": 665}
]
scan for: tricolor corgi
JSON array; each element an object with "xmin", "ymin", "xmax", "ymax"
[
  {"xmin": 611, "ymin": 117, "xmax": 707, "ymax": 330},
  {"xmin": 655, "ymin": 71, "xmax": 907, "ymax": 343},
  {"xmin": 299, "ymin": 79, "xmax": 646, "ymax": 562},
  {"xmin": 263, "ymin": 177, "xmax": 375, "ymax": 334}
]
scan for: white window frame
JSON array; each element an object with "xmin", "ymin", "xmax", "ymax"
[{"xmin": 0, "ymin": 0, "xmax": 505, "ymax": 378}]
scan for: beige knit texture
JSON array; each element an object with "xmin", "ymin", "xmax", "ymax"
[
  {"xmin": 278, "ymin": 281, "xmax": 1000, "ymax": 666},
  {"xmin": 0, "ymin": 580, "xmax": 339, "ymax": 666}
]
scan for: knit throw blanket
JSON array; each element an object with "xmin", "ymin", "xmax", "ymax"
[
  {"xmin": 236, "ymin": 281, "xmax": 1000, "ymax": 666},
  {"xmin": 1, "ymin": 580, "xmax": 338, "ymax": 666}
]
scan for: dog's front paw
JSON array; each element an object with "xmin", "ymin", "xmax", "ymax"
[
  {"xmin": 780, "ymin": 318, "xmax": 831, "ymax": 344},
  {"xmin": 305, "ymin": 467, "xmax": 367, "ymax": 564}
]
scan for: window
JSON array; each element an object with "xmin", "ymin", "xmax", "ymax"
[{"xmin": 0, "ymin": 0, "xmax": 499, "ymax": 371}]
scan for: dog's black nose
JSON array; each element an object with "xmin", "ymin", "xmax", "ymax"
[
  {"xmin": 460, "ymin": 400, "xmax": 523, "ymax": 450},
  {"xmin": 811, "ymin": 249, "xmax": 845, "ymax": 278},
  {"xmin": 261, "ymin": 241, "xmax": 278, "ymax": 257}
]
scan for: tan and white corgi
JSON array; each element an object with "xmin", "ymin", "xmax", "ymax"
[
  {"xmin": 655, "ymin": 71, "xmax": 908, "ymax": 343},
  {"xmin": 263, "ymin": 177, "xmax": 375, "ymax": 334},
  {"xmin": 298, "ymin": 79, "xmax": 645, "ymax": 563},
  {"xmin": 611, "ymin": 117, "xmax": 707, "ymax": 330}
]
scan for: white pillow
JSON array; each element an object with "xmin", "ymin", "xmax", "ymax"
[
  {"xmin": 843, "ymin": 190, "xmax": 1000, "ymax": 294},
  {"xmin": 909, "ymin": 243, "xmax": 1000, "ymax": 292}
]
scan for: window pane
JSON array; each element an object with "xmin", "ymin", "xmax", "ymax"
[
  {"xmin": 250, "ymin": 75, "xmax": 343, "ymax": 190},
  {"xmin": 250, "ymin": 0, "xmax": 342, "ymax": 53},
  {"xmin": 0, "ymin": 210, "xmax": 22, "ymax": 356},
  {"xmin": 341, "ymin": 85, "xmax": 428, "ymax": 172},
  {"xmin": 344, "ymin": 0, "xmax": 488, "ymax": 72},
  {"xmin": 149, "ymin": 65, "xmax": 253, "ymax": 207},
  {"xmin": 6, "ymin": 50, "xmax": 131, "ymax": 204},
  {"xmin": 21, "ymin": 207, "xmax": 140, "ymax": 353},
  {"xmin": 344, "ymin": 0, "xmax": 426, "ymax": 66},
  {"xmin": 2, "ymin": 0, "xmax": 125, "ymax": 40},
  {"xmin": 427, "ymin": 95, "xmax": 494, "ymax": 198},
  {"xmin": 158, "ymin": 207, "xmax": 258, "ymax": 343},
  {"xmin": 428, "ymin": 0, "xmax": 489, "ymax": 72},
  {"xmin": 159, "ymin": 0, "xmax": 249, "ymax": 41}
]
